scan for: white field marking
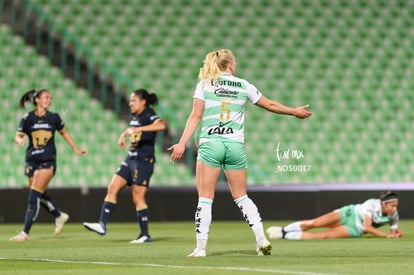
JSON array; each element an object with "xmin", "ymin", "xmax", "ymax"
[{"xmin": 0, "ymin": 257, "xmax": 338, "ymax": 275}]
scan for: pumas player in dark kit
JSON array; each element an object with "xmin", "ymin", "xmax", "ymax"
[
  {"xmin": 84, "ymin": 89, "xmax": 165, "ymax": 243},
  {"xmin": 10, "ymin": 89, "xmax": 87, "ymax": 241}
]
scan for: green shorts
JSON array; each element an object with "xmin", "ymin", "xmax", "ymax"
[
  {"xmin": 337, "ymin": 205, "xmax": 363, "ymax": 238},
  {"xmin": 197, "ymin": 141, "xmax": 247, "ymax": 170}
]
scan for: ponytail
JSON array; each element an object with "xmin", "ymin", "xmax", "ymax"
[
  {"xmin": 19, "ymin": 89, "xmax": 46, "ymax": 108},
  {"xmin": 198, "ymin": 49, "xmax": 235, "ymax": 84},
  {"xmin": 133, "ymin": 88, "xmax": 159, "ymax": 107},
  {"xmin": 147, "ymin": 93, "xmax": 159, "ymax": 106}
]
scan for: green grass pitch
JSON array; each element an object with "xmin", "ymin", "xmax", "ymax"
[{"xmin": 1, "ymin": 220, "xmax": 414, "ymax": 275}]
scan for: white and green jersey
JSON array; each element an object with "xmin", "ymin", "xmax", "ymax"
[
  {"xmin": 353, "ymin": 198, "xmax": 399, "ymax": 234},
  {"xmin": 193, "ymin": 73, "xmax": 262, "ymax": 144}
]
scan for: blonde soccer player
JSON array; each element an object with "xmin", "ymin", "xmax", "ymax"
[{"xmin": 169, "ymin": 49, "xmax": 312, "ymax": 257}]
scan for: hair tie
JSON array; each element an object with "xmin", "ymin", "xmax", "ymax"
[
  {"xmin": 33, "ymin": 89, "xmax": 40, "ymax": 98},
  {"xmin": 380, "ymin": 191, "xmax": 398, "ymax": 202},
  {"xmin": 382, "ymin": 198, "xmax": 398, "ymax": 203}
]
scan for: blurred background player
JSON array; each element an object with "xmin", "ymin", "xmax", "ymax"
[
  {"xmin": 169, "ymin": 49, "xmax": 312, "ymax": 257},
  {"xmin": 10, "ymin": 89, "xmax": 87, "ymax": 241},
  {"xmin": 83, "ymin": 89, "xmax": 165, "ymax": 243},
  {"xmin": 267, "ymin": 191, "xmax": 402, "ymax": 240}
]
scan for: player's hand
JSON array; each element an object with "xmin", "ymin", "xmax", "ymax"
[
  {"xmin": 393, "ymin": 229, "xmax": 403, "ymax": 238},
  {"xmin": 386, "ymin": 232, "xmax": 402, "ymax": 238},
  {"xmin": 118, "ymin": 135, "xmax": 126, "ymax": 149},
  {"xmin": 168, "ymin": 143, "xmax": 186, "ymax": 161},
  {"xmin": 294, "ymin": 105, "xmax": 312, "ymax": 119},
  {"xmin": 75, "ymin": 148, "xmax": 88, "ymax": 155},
  {"xmin": 15, "ymin": 136, "xmax": 26, "ymax": 146}
]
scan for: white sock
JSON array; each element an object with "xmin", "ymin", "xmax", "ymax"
[
  {"xmin": 235, "ymin": 195, "xmax": 266, "ymax": 243},
  {"xmin": 284, "ymin": 231, "xmax": 302, "ymax": 240},
  {"xmin": 284, "ymin": 221, "xmax": 302, "ymax": 232},
  {"xmin": 195, "ymin": 197, "xmax": 213, "ymax": 251},
  {"xmin": 196, "ymin": 239, "xmax": 207, "ymax": 251}
]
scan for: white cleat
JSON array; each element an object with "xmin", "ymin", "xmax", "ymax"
[
  {"xmin": 267, "ymin": 226, "xmax": 284, "ymax": 239},
  {"xmin": 83, "ymin": 222, "xmax": 106, "ymax": 236},
  {"xmin": 187, "ymin": 249, "xmax": 206, "ymax": 257},
  {"xmin": 257, "ymin": 239, "xmax": 272, "ymax": 256},
  {"xmin": 55, "ymin": 212, "xmax": 69, "ymax": 235},
  {"xmin": 10, "ymin": 231, "xmax": 29, "ymax": 242},
  {"xmin": 130, "ymin": 235, "xmax": 152, "ymax": 243}
]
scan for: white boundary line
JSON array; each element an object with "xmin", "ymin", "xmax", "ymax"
[{"xmin": 0, "ymin": 257, "xmax": 337, "ymax": 275}]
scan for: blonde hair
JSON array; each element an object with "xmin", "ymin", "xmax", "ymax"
[{"xmin": 198, "ymin": 49, "xmax": 235, "ymax": 83}]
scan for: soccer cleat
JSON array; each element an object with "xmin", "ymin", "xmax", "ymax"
[
  {"xmin": 10, "ymin": 231, "xmax": 29, "ymax": 242},
  {"xmin": 187, "ymin": 249, "xmax": 206, "ymax": 257},
  {"xmin": 130, "ymin": 234, "xmax": 152, "ymax": 244},
  {"xmin": 257, "ymin": 239, "xmax": 272, "ymax": 256},
  {"xmin": 83, "ymin": 222, "xmax": 106, "ymax": 236},
  {"xmin": 267, "ymin": 226, "xmax": 284, "ymax": 239},
  {"xmin": 55, "ymin": 212, "xmax": 69, "ymax": 235}
]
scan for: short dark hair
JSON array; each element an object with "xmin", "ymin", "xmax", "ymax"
[{"xmin": 380, "ymin": 191, "xmax": 398, "ymax": 202}]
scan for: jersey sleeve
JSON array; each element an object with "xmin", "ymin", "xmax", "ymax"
[
  {"xmin": 360, "ymin": 199, "xmax": 376, "ymax": 217},
  {"xmin": 17, "ymin": 113, "xmax": 28, "ymax": 133},
  {"xmin": 146, "ymin": 108, "xmax": 161, "ymax": 124},
  {"xmin": 55, "ymin": 113, "xmax": 65, "ymax": 131},
  {"xmin": 246, "ymin": 82, "xmax": 262, "ymax": 104},
  {"xmin": 193, "ymin": 81, "xmax": 205, "ymax": 101}
]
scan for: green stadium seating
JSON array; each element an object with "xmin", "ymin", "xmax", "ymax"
[
  {"xmin": 0, "ymin": 23, "xmax": 194, "ymax": 187},
  {"xmin": 3, "ymin": 0, "xmax": 414, "ymax": 186}
]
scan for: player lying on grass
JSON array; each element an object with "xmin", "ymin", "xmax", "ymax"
[{"xmin": 267, "ymin": 191, "xmax": 403, "ymax": 240}]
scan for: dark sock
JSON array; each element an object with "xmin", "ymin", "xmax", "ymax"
[
  {"xmin": 99, "ymin": 201, "xmax": 116, "ymax": 228},
  {"xmin": 23, "ymin": 189, "xmax": 42, "ymax": 234},
  {"xmin": 40, "ymin": 192, "xmax": 61, "ymax": 218},
  {"xmin": 137, "ymin": 208, "xmax": 149, "ymax": 237},
  {"xmin": 282, "ymin": 227, "xmax": 287, "ymax": 239}
]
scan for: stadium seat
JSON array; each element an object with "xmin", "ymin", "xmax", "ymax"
[
  {"xmin": 4, "ymin": 0, "xmax": 414, "ymax": 185},
  {"xmin": 0, "ymin": 23, "xmax": 195, "ymax": 187}
]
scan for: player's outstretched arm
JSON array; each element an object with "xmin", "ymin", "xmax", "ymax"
[
  {"xmin": 255, "ymin": 96, "xmax": 312, "ymax": 119},
  {"xmin": 128, "ymin": 119, "xmax": 166, "ymax": 134},
  {"xmin": 59, "ymin": 128, "xmax": 87, "ymax": 155},
  {"xmin": 363, "ymin": 216, "xmax": 399, "ymax": 238},
  {"xmin": 168, "ymin": 99, "xmax": 204, "ymax": 161}
]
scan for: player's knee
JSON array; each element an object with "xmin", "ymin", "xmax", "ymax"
[
  {"xmin": 106, "ymin": 184, "xmax": 120, "ymax": 196},
  {"xmin": 308, "ymin": 220, "xmax": 319, "ymax": 227}
]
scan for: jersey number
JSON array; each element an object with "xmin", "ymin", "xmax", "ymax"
[{"xmin": 220, "ymin": 102, "xmax": 231, "ymax": 122}]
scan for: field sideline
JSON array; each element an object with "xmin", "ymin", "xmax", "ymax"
[{"xmin": 1, "ymin": 221, "xmax": 414, "ymax": 275}]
